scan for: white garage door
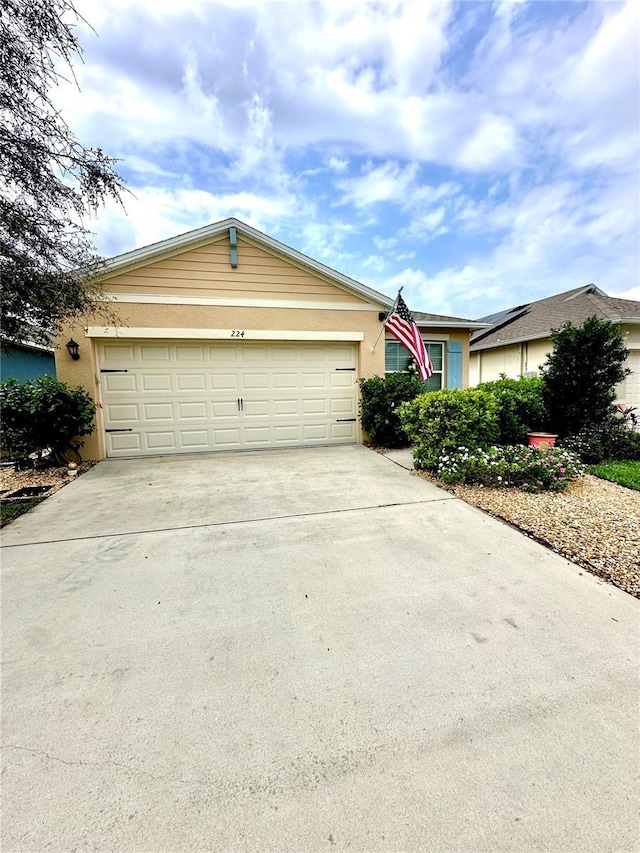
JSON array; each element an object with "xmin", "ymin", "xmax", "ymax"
[{"xmin": 99, "ymin": 340, "xmax": 358, "ymax": 457}]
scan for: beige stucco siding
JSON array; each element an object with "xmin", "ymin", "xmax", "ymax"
[
  {"xmin": 621, "ymin": 323, "xmax": 640, "ymax": 348},
  {"xmin": 103, "ymin": 236, "xmax": 365, "ymax": 303},
  {"xmin": 55, "ymin": 302, "xmax": 386, "ymax": 460}
]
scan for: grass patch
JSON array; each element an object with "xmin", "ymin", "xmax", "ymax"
[
  {"xmin": 589, "ymin": 460, "xmax": 640, "ymax": 491},
  {"xmin": 0, "ymin": 497, "xmax": 46, "ymax": 527}
]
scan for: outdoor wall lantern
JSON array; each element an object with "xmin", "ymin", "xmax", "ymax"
[{"xmin": 66, "ymin": 338, "xmax": 80, "ymax": 360}]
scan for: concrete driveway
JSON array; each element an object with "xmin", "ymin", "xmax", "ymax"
[{"xmin": 2, "ymin": 446, "xmax": 638, "ymax": 852}]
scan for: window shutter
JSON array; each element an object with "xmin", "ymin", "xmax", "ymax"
[{"xmin": 447, "ymin": 342, "xmax": 463, "ymax": 388}]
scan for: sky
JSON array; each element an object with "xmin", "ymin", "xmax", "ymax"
[{"xmin": 58, "ymin": 0, "xmax": 639, "ymax": 320}]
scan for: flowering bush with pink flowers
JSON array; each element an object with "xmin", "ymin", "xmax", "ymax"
[{"xmin": 436, "ymin": 445, "xmax": 585, "ymax": 492}]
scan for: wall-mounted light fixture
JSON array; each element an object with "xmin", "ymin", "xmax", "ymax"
[
  {"xmin": 378, "ymin": 312, "xmax": 388, "ymax": 322},
  {"xmin": 66, "ymin": 338, "xmax": 80, "ymax": 360}
]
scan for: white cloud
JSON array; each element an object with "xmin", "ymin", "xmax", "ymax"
[
  {"xmin": 336, "ymin": 161, "xmax": 420, "ymax": 208},
  {"xmin": 46, "ymin": 0, "xmax": 638, "ymax": 320},
  {"xmin": 91, "ymin": 186, "xmax": 310, "ymax": 257}
]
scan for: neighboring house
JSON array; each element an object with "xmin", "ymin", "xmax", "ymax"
[
  {"xmin": 469, "ymin": 284, "xmax": 640, "ymax": 409},
  {"xmin": 55, "ymin": 217, "xmax": 483, "ymax": 460},
  {"xmin": 0, "ymin": 339, "xmax": 55, "ymax": 384}
]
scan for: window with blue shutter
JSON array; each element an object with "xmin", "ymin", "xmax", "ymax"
[{"xmin": 385, "ymin": 340, "xmax": 443, "ymax": 390}]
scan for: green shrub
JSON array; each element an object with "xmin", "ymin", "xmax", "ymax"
[
  {"xmin": 398, "ymin": 388, "xmax": 500, "ymax": 469},
  {"xmin": 477, "ymin": 375, "xmax": 548, "ymax": 444},
  {"xmin": 559, "ymin": 423, "xmax": 640, "ymax": 464},
  {"xmin": 359, "ymin": 373, "xmax": 425, "ymax": 448},
  {"xmin": 435, "ymin": 444, "xmax": 585, "ymax": 492},
  {"xmin": 0, "ymin": 376, "xmax": 96, "ymax": 467},
  {"xmin": 541, "ymin": 316, "xmax": 629, "ymax": 436}
]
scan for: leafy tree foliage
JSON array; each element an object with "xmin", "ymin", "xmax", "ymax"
[
  {"xmin": 541, "ymin": 316, "xmax": 629, "ymax": 436},
  {"xmin": 0, "ymin": 0, "xmax": 124, "ymax": 348},
  {"xmin": 0, "ymin": 376, "xmax": 96, "ymax": 466}
]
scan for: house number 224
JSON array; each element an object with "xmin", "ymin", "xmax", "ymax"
[{"xmin": 230, "ymin": 330, "xmax": 245, "ymax": 337}]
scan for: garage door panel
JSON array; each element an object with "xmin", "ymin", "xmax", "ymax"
[
  {"xmin": 244, "ymin": 427, "xmax": 271, "ymax": 444},
  {"xmin": 139, "ymin": 345, "xmax": 171, "ymax": 362},
  {"xmin": 176, "ymin": 373, "xmax": 205, "ymax": 390},
  {"xmin": 331, "ymin": 398, "xmax": 355, "ymax": 414},
  {"xmin": 211, "ymin": 373, "xmax": 240, "ymax": 391},
  {"xmin": 102, "ymin": 343, "xmax": 135, "ymax": 364},
  {"xmin": 241, "ymin": 347, "xmax": 269, "ymax": 363},
  {"xmin": 107, "ymin": 404, "xmax": 139, "ymax": 422},
  {"xmin": 273, "ymin": 373, "xmax": 298, "ymax": 389},
  {"xmin": 302, "ymin": 424, "xmax": 330, "ymax": 440},
  {"xmin": 273, "ymin": 425, "xmax": 300, "ymax": 442},
  {"xmin": 302, "ymin": 372, "xmax": 327, "ymax": 389},
  {"xmin": 147, "ymin": 432, "xmax": 177, "ymax": 450},
  {"xmin": 143, "ymin": 403, "xmax": 174, "ymax": 421},
  {"xmin": 141, "ymin": 374, "xmax": 172, "ymax": 391},
  {"xmin": 243, "ymin": 400, "xmax": 270, "ymax": 417},
  {"xmin": 103, "ymin": 374, "xmax": 137, "ymax": 393},
  {"xmin": 212, "ymin": 400, "xmax": 239, "ymax": 418},
  {"xmin": 302, "ymin": 398, "xmax": 328, "ymax": 415},
  {"xmin": 100, "ymin": 341, "xmax": 358, "ymax": 457},
  {"xmin": 108, "ymin": 433, "xmax": 142, "ymax": 453},
  {"xmin": 178, "ymin": 402, "xmax": 208, "ymax": 420},
  {"xmin": 241, "ymin": 374, "xmax": 269, "ymax": 390},
  {"xmin": 331, "ymin": 373, "xmax": 355, "ymax": 388},
  {"xmin": 175, "ymin": 345, "xmax": 205, "ymax": 362},
  {"xmin": 332, "ymin": 422, "xmax": 357, "ymax": 441},
  {"xmin": 273, "ymin": 400, "xmax": 299, "ymax": 416},
  {"xmin": 180, "ymin": 430, "xmax": 210, "ymax": 447}
]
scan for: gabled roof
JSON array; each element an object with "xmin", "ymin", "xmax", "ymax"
[
  {"xmin": 470, "ymin": 284, "xmax": 640, "ymax": 351},
  {"xmin": 96, "ymin": 217, "xmax": 484, "ymax": 330},
  {"xmin": 98, "ymin": 217, "xmax": 394, "ymax": 308}
]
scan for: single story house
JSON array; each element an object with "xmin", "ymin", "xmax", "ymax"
[
  {"xmin": 0, "ymin": 338, "xmax": 55, "ymax": 384},
  {"xmin": 469, "ymin": 284, "xmax": 640, "ymax": 409},
  {"xmin": 55, "ymin": 218, "xmax": 484, "ymax": 460}
]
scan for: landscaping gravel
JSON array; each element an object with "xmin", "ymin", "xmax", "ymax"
[
  {"xmin": 417, "ymin": 471, "xmax": 640, "ymax": 598},
  {"xmin": 0, "ymin": 464, "xmax": 94, "ymax": 499}
]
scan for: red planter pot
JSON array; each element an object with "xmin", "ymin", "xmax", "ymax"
[{"xmin": 527, "ymin": 432, "xmax": 558, "ymax": 449}]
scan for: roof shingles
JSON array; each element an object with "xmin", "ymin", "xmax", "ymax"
[{"xmin": 471, "ymin": 285, "xmax": 640, "ymax": 351}]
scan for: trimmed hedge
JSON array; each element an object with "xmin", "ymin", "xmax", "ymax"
[{"xmin": 398, "ymin": 388, "xmax": 500, "ymax": 469}]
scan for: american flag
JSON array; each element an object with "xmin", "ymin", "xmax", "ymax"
[{"xmin": 385, "ymin": 294, "xmax": 433, "ymax": 381}]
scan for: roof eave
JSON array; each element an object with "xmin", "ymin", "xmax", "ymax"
[
  {"xmin": 96, "ymin": 217, "xmax": 394, "ymax": 309},
  {"xmin": 470, "ymin": 331, "xmax": 553, "ymax": 352},
  {"xmin": 418, "ymin": 320, "xmax": 490, "ymax": 330}
]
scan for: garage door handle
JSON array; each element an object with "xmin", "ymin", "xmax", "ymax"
[
  {"xmin": 237, "ymin": 398, "xmax": 244, "ymax": 411},
  {"xmin": 105, "ymin": 428, "xmax": 133, "ymax": 432},
  {"xmin": 335, "ymin": 367, "xmax": 356, "ymax": 371},
  {"xmin": 100, "ymin": 369, "xmax": 129, "ymax": 373},
  {"xmin": 336, "ymin": 418, "xmax": 356, "ymax": 422}
]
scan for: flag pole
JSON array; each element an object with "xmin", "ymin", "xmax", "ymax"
[{"xmin": 370, "ymin": 287, "xmax": 402, "ymax": 353}]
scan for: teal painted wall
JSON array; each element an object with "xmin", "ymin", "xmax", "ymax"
[{"xmin": 0, "ymin": 345, "xmax": 56, "ymax": 384}]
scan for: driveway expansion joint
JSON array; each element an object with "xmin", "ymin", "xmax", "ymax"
[{"xmin": 0, "ymin": 495, "xmax": 457, "ymax": 548}]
